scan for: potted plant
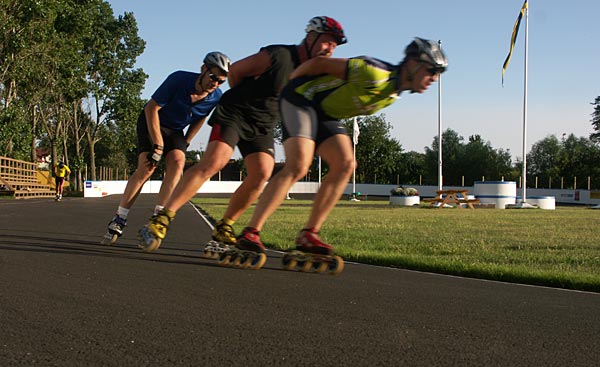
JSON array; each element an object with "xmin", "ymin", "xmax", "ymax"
[{"xmin": 389, "ymin": 186, "xmax": 420, "ymax": 206}]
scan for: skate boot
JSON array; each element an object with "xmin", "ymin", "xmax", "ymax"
[
  {"xmin": 101, "ymin": 215, "xmax": 127, "ymax": 245},
  {"xmin": 204, "ymin": 220, "xmax": 237, "ymax": 259},
  {"xmin": 215, "ymin": 227, "xmax": 267, "ymax": 270},
  {"xmin": 137, "ymin": 209, "xmax": 175, "ymax": 253},
  {"xmin": 282, "ymin": 228, "xmax": 344, "ymax": 275}
]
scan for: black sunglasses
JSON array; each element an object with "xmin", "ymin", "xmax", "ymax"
[
  {"xmin": 208, "ymin": 73, "xmax": 226, "ymax": 85},
  {"xmin": 427, "ymin": 67, "xmax": 445, "ymax": 76}
]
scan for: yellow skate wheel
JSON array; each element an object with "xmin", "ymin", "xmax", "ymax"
[
  {"xmin": 218, "ymin": 253, "xmax": 232, "ymax": 266},
  {"xmin": 109, "ymin": 234, "xmax": 118, "ymax": 245},
  {"xmin": 231, "ymin": 254, "xmax": 244, "ymax": 268},
  {"xmin": 203, "ymin": 249, "xmax": 213, "ymax": 258},
  {"xmin": 282, "ymin": 253, "xmax": 297, "ymax": 271},
  {"xmin": 101, "ymin": 233, "xmax": 118, "ymax": 246},
  {"xmin": 328, "ymin": 255, "xmax": 344, "ymax": 275},
  {"xmin": 314, "ymin": 261, "xmax": 328, "ymax": 273},
  {"xmin": 300, "ymin": 259, "xmax": 313, "ymax": 272},
  {"xmin": 143, "ymin": 238, "xmax": 162, "ymax": 253},
  {"xmin": 249, "ymin": 253, "xmax": 267, "ymax": 270}
]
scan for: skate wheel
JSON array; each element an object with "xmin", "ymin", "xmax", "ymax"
[
  {"xmin": 143, "ymin": 238, "xmax": 161, "ymax": 253},
  {"xmin": 203, "ymin": 249, "xmax": 214, "ymax": 259},
  {"xmin": 218, "ymin": 253, "xmax": 232, "ymax": 266},
  {"xmin": 314, "ymin": 261, "xmax": 328, "ymax": 273},
  {"xmin": 109, "ymin": 234, "xmax": 118, "ymax": 245},
  {"xmin": 101, "ymin": 233, "xmax": 118, "ymax": 246},
  {"xmin": 299, "ymin": 259, "xmax": 313, "ymax": 272},
  {"xmin": 231, "ymin": 254, "xmax": 244, "ymax": 268},
  {"xmin": 328, "ymin": 256, "xmax": 344, "ymax": 275},
  {"xmin": 282, "ymin": 253, "xmax": 297, "ymax": 271},
  {"xmin": 249, "ymin": 253, "xmax": 267, "ymax": 270}
]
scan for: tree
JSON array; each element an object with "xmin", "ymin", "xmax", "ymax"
[
  {"xmin": 424, "ymin": 129, "xmax": 513, "ymax": 186},
  {"xmin": 528, "ymin": 135, "xmax": 562, "ymax": 181},
  {"xmin": 82, "ymin": 4, "xmax": 146, "ymax": 180},
  {"xmin": 424, "ymin": 129, "xmax": 463, "ymax": 185},
  {"xmin": 344, "ymin": 114, "xmax": 404, "ymax": 184},
  {"xmin": 591, "ymin": 96, "xmax": 600, "ymax": 143}
]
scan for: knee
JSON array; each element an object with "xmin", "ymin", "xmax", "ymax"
[
  {"xmin": 245, "ymin": 166, "xmax": 272, "ymax": 185},
  {"xmin": 333, "ymin": 157, "xmax": 355, "ymax": 178},
  {"xmin": 282, "ymin": 163, "xmax": 310, "ymax": 181}
]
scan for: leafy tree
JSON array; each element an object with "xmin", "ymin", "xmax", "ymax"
[
  {"xmin": 528, "ymin": 135, "xmax": 562, "ymax": 181},
  {"xmin": 424, "ymin": 129, "xmax": 463, "ymax": 185},
  {"xmin": 424, "ymin": 129, "xmax": 513, "ymax": 186},
  {"xmin": 344, "ymin": 114, "xmax": 404, "ymax": 184},
  {"xmin": 591, "ymin": 96, "xmax": 600, "ymax": 143},
  {"xmin": 82, "ymin": 4, "xmax": 146, "ymax": 180}
]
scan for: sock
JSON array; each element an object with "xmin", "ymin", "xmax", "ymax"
[
  {"xmin": 153, "ymin": 205, "xmax": 164, "ymax": 215},
  {"xmin": 116, "ymin": 206, "xmax": 129, "ymax": 219}
]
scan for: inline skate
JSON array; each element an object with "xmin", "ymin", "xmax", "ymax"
[
  {"xmin": 281, "ymin": 229, "xmax": 344, "ymax": 275},
  {"xmin": 101, "ymin": 215, "xmax": 127, "ymax": 245}
]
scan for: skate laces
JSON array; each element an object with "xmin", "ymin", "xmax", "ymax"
[
  {"xmin": 112, "ymin": 215, "xmax": 127, "ymax": 227},
  {"xmin": 240, "ymin": 227, "xmax": 262, "ymax": 244},
  {"xmin": 151, "ymin": 209, "xmax": 175, "ymax": 227},
  {"xmin": 217, "ymin": 222, "xmax": 234, "ymax": 236},
  {"xmin": 296, "ymin": 228, "xmax": 329, "ymax": 248}
]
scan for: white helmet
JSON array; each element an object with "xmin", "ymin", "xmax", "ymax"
[
  {"xmin": 203, "ymin": 52, "xmax": 231, "ymax": 74},
  {"xmin": 305, "ymin": 16, "xmax": 347, "ymax": 45}
]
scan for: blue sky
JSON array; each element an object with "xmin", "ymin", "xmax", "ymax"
[{"xmin": 108, "ymin": 0, "xmax": 599, "ymax": 161}]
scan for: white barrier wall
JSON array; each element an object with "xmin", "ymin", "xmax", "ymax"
[{"xmin": 84, "ymin": 180, "xmax": 600, "ymax": 206}]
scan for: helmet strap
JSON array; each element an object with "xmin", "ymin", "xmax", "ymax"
[{"xmin": 305, "ymin": 33, "xmax": 323, "ymax": 59}]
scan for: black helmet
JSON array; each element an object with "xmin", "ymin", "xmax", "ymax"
[
  {"xmin": 405, "ymin": 37, "xmax": 448, "ymax": 73},
  {"xmin": 203, "ymin": 51, "xmax": 231, "ymax": 74},
  {"xmin": 58, "ymin": 162, "xmax": 65, "ymax": 168},
  {"xmin": 305, "ymin": 16, "xmax": 347, "ymax": 45}
]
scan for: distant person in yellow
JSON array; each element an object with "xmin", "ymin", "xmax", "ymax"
[{"xmin": 54, "ymin": 162, "xmax": 71, "ymax": 201}]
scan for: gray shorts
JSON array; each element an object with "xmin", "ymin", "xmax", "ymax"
[{"xmin": 279, "ymin": 98, "xmax": 347, "ymax": 146}]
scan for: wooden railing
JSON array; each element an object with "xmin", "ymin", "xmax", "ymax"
[{"xmin": 0, "ymin": 156, "xmax": 55, "ymax": 199}]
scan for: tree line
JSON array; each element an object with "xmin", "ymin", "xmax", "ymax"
[
  {"xmin": 339, "ymin": 113, "xmax": 600, "ymax": 189},
  {"xmin": 0, "ymin": 0, "xmax": 147, "ymax": 190},
  {"xmin": 2, "ymin": 1, "xmax": 599, "ymax": 191}
]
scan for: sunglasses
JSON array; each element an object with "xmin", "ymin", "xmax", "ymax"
[
  {"xmin": 427, "ymin": 67, "xmax": 445, "ymax": 76},
  {"xmin": 208, "ymin": 73, "xmax": 227, "ymax": 85}
]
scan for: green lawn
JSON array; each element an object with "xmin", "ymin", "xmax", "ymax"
[{"xmin": 191, "ymin": 198, "xmax": 600, "ymax": 292}]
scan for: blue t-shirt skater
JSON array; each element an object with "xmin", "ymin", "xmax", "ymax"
[{"xmin": 150, "ymin": 71, "xmax": 222, "ymax": 130}]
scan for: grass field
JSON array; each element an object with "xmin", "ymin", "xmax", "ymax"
[{"xmin": 191, "ymin": 198, "xmax": 600, "ymax": 292}]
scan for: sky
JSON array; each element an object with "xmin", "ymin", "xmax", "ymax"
[{"xmin": 107, "ymin": 0, "xmax": 600, "ymax": 162}]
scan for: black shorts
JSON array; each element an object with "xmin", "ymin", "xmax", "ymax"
[
  {"xmin": 207, "ymin": 107, "xmax": 275, "ymax": 158},
  {"xmin": 55, "ymin": 176, "xmax": 65, "ymax": 186},
  {"xmin": 136, "ymin": 111, "xmax": 188, "ymax": 154}
]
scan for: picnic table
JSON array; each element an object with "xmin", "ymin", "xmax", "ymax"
[{"xmin": 424, "ymin": 189, "xmax": 480, "ymax": 209}]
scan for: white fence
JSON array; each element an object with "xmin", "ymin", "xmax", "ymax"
[{"xmin": 84, "ymin": 180, "xmax": 600, "ymax": 206}]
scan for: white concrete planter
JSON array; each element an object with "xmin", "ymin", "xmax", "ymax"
[{"xmin": 389, "ymin": 196, "xmax": 420, "ymax": 206}]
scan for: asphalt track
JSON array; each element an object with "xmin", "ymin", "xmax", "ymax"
[{"xmin": 0, "ymin": 195, "xmax": 598, "ymax": 367}]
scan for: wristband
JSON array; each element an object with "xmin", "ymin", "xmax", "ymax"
[
  {"xmin": 147, "ymin": 151, "xmax": 162, "ymax": 167},
  {"xmin": 153, "ymin": 144, "xmax": 164, "ymax": 151}
]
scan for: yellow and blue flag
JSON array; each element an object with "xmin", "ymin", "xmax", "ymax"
[{"xmin": 502, "ymin": 0, "xmax": 528, "ymax": 85}]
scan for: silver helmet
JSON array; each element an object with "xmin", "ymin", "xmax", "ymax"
[
  {"xmin": 203, "ymin": 51, "xmax": 231, "ymax": 74},
  {"xmin": 404, "ymin": 37, "xmax": 448, "ymax": 73}
]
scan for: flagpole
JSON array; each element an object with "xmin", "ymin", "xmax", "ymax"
[
  {"xmin": 516, "ymin": 0, "xmax": 535, "ymax": 208},
  {"xmin": 521, "ymin": 1, "xmax": 529, "ymax": 204},
  {"xmin": 437, "ymin": 40, "xmax": 443, "ymax": 191},
  {"xmin": 352, "ymin": 117, "xmax": 357, "ymax": 200}
]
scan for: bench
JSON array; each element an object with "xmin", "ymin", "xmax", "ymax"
[{"xmin": 426, "ymin": 190, "xmax": 480, "ymax": 209}]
